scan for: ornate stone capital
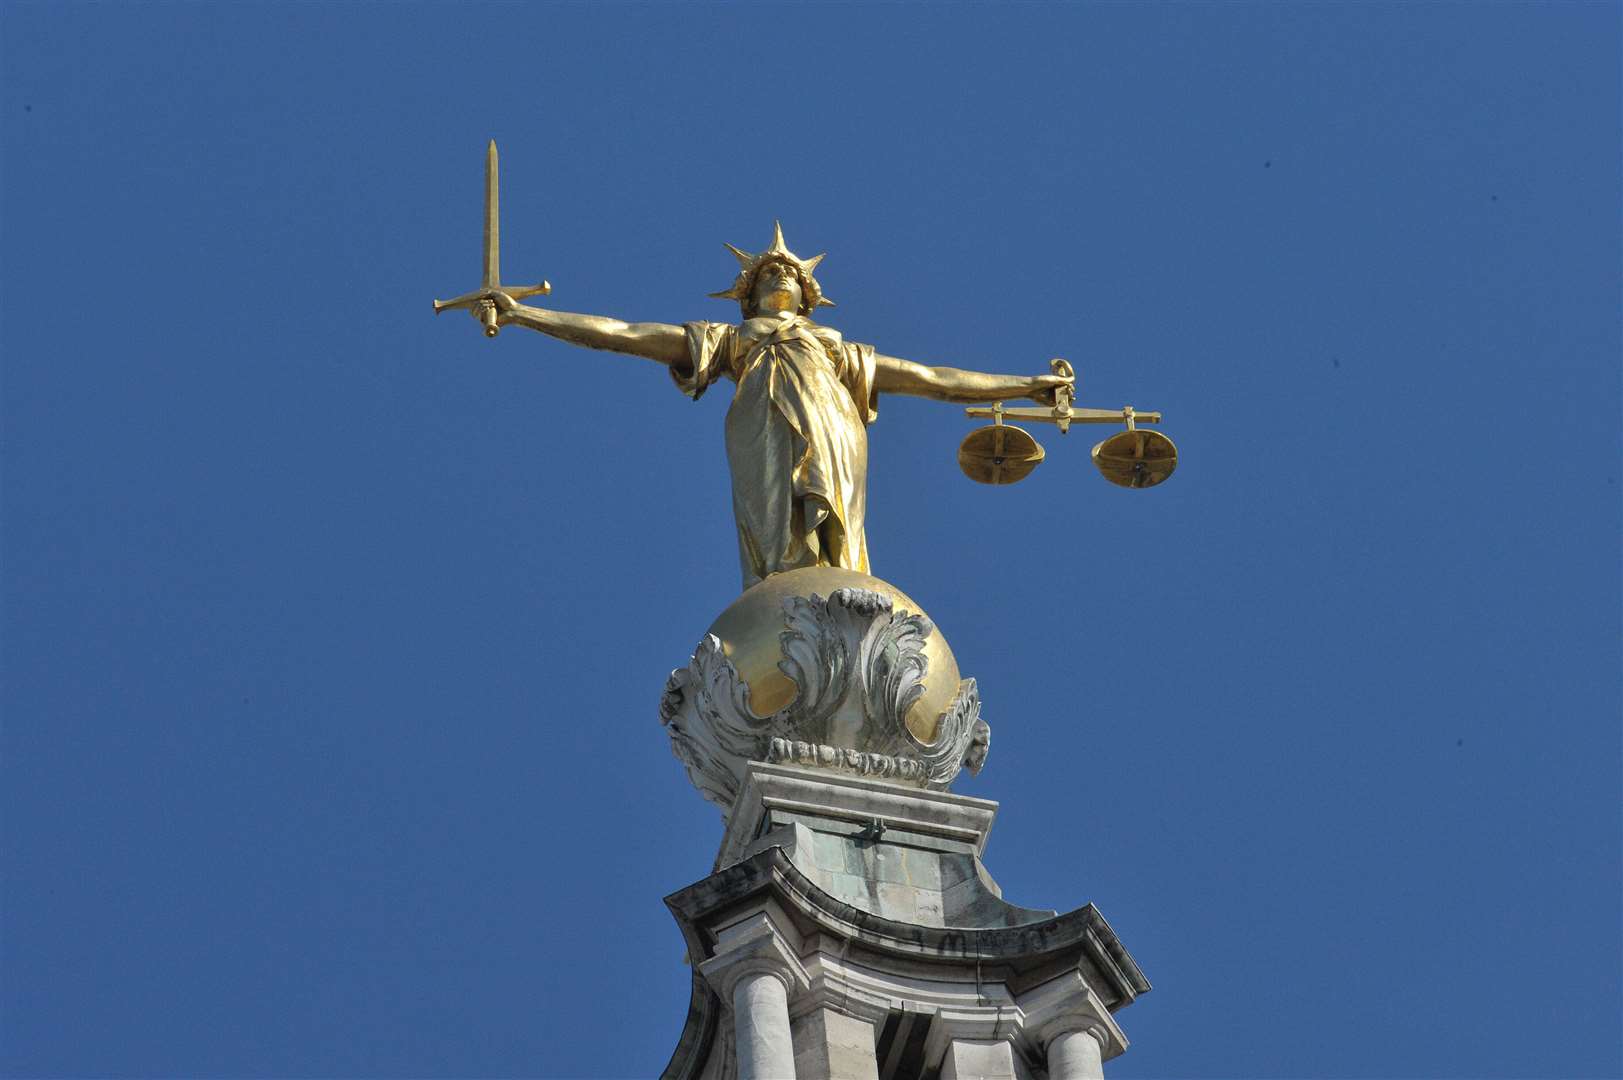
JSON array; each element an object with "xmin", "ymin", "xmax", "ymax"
[
  {"xmin": 699, "ymin": 911, "xmax": 810, "ymax": 1003},
  {"xmin": 1015, "ymin": 971, "xmax": 1128, "ymax": 1061}
]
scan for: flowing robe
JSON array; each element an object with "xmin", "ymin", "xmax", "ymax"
[{"xmin": 672, "ymin": 312, "xmax": 879, "ymax": 590}]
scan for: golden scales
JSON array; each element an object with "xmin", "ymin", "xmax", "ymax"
[{"xmin": 958, "ymin": 359, "xmax": 1178, "ymax": 488}]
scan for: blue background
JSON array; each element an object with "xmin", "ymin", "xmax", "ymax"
[{"xmin": 3, "ymin": 3, "xmax": 1618, "ymax": 1078}]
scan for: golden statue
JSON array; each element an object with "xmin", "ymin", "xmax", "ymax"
[
  {"xmin": 437, "ymin": 150, "xmax": 1067, "ymax": 590},
  {"xmin": 436, "ymin": 143, "xmax": 1173, "ymax": 590},
  {"xmin": 489, "ymin": 230, "xmax": 1070, "ymax": 589}
]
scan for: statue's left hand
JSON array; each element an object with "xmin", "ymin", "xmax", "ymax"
[{"xmin": 1027, "ymin": 373, "xmax": 1074, "ymax": 406}]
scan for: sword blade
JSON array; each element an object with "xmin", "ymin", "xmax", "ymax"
[{"xmin": 482, "ymin": 139, "xmax": 500, "ymax": 289}]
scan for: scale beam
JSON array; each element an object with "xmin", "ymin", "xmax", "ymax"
[
  {"xmin": 963, "ymin": 359, "xmax": 1163, "ymax": 434},
  {"xmin": 965, "ymin": 403, "xmax": 1163, "ymax": 432}
]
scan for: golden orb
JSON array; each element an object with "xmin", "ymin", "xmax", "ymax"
[{"xmin": 705, "ymin": 567, "xmax": 960, "ymax": 745}]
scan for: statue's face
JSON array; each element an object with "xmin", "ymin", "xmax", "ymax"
[{"xmin": 749, "ymin": 261, "xmax": 803, "ymax": 317}]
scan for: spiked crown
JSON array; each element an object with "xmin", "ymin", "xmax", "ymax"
[{"xmin": 709, "ymin": 221, "xmax": 835, "ymax": 317}]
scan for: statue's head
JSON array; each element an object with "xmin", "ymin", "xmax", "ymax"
[
  {"xmin": 710, "ymin": 221, "xmax": 836, "ymax": 319},
  {"xmin": 748, "ymin": 259, "xmax": 804, "ymax": 318}
]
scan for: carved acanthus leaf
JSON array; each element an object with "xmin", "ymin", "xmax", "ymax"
[
  {"xmin": 909, "ymin": 677, "xmax": 985, "ymax": 786},
  {"xmin": 777, "ymin": 593, "xmax": 846, "ymax": 735},
  {"xmin": 859, "ymin": 606, "xmax": 933, "ymax": 740},
  {"xmin": 660, "ymin": 634, "xmax": 774, "ymax": 811}
]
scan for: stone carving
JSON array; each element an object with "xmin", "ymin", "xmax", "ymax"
[
  {"xmin": 659, "ymin": 636, "xmax": 772, "ymax": 810},
  {"xmin": 661, "ymin": 588, "xmax": 987, "ymax": 813},
  {"xmin": 764, "ymin": 739, "xmax": 930, "ymax": 783}
]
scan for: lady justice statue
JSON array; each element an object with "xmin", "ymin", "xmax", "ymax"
[
  {"xmin": 435, "ymin": 143, "xmax": 1096, "ymax": 807},
  {"xmin": 477, "ymin": 222, "xmax": 1069, "ymax": 591}
]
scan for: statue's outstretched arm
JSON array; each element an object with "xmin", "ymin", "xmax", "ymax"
[
  {"xmin": 874, "ymin": 353, "xmax": 1071, "ymax": 405},
  {"xmin": 482, "ymin": 292, "xmax": 688, "ymax": 367}
]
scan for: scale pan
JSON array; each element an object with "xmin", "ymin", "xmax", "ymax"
[
  {"xmin": 1092, "ymin": 429, "xmax": 1178, "ymax": 489},
  {"xmin": 958, "ymin": 424, "xmax": 1044, "ymax": 485}
]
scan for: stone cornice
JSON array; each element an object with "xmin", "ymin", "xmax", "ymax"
[
  {"xmin": 717, "ymin": 762, "xmax": 999, "ymax": 871},
  {"xmin": 670, "ymin": 847, "xmax": 1149, "ymax": 1005},
  {"xmin": 662, "ymin": 846, "xmax": 1150, "ymax": 1080}
]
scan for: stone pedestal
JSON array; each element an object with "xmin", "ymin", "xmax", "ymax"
[{"xmin": 661, "ymin": 763, "xmax": 1148, "ymax": 1080}]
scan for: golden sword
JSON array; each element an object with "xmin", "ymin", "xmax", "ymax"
[{"xmin": 433, "ymin": 140, "xmax": 551, "ymax": 337}]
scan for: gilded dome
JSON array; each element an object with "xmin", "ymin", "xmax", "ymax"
[{"xmin": 704, "ymin": 566, "xmax": 960, "ymax": 744}]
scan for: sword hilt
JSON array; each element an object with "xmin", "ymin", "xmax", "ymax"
[{"xmin": 432, "ymin": 282, "xmax": 551, "ymax": 341}]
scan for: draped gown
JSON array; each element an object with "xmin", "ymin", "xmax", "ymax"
[{"xmin": 672, "ymin": 311, "xmax": 878, "ymax": 591}]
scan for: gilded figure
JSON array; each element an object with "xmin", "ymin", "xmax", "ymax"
[{"xmin": 477, "ymin": 223, "xmax": 1069, "ymax": 589}]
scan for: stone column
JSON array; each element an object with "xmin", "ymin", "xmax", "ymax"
[
  {"xmin": 732, "ymin": 970, "xmax": 795, "ymax": 1080},
  {"xmin": 698, "ymin": 909, "xmax": 808, "ymax": 1080},
  {"xmin": 1045, "ymin": 1028, "xmax": 1104, "ymax": 1080}
]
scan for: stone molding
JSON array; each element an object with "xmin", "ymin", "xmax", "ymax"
[
  {"xmin": 792, "ymin": 947, "xmax": 1017, "ymax": 1028},
  {"xmin": 717, "ymin": 761, "xmax": 999, "ymax": 871},
  {"xmin": 921, "ymin": 1005, "xmax": 1036, "ymax": 1077},
  {"xmin": 765, "ymin": 738, "xmax": 933, "ymax": 784}
]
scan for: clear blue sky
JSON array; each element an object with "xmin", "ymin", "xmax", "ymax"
[{"xmin": 3, "ymin": 4, "xmax": 1618, "ymax": 1078}]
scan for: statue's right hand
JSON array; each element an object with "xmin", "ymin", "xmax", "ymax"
[
  {"xmin": 472, "ymin": 290, "xmax": 518, "ymax": 323},
  {"xmin": 469, "ymin": 291, "xmax": 519, "ymax": 337}
]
